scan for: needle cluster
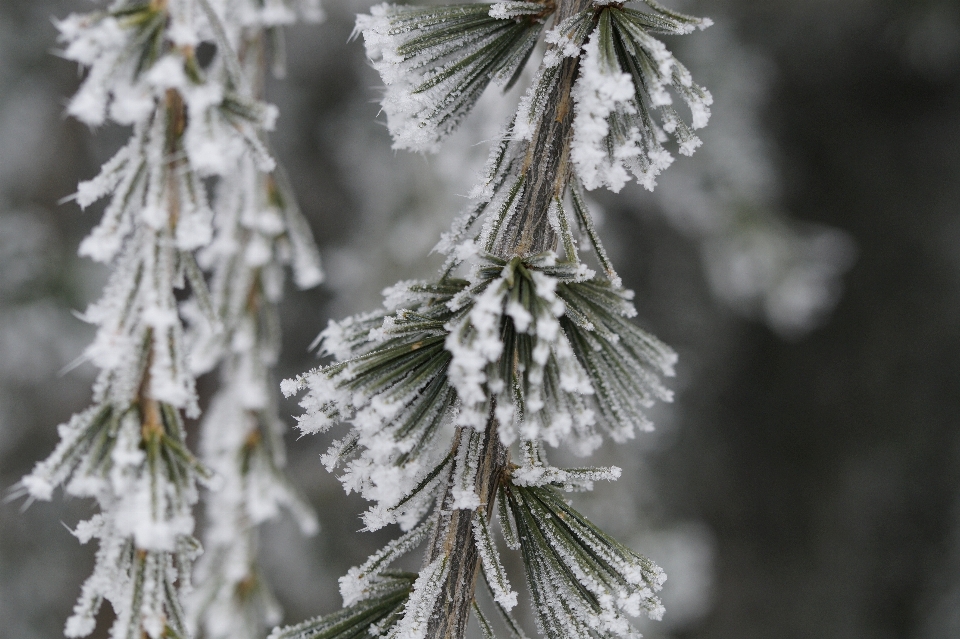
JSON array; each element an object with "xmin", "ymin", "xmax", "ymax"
[
  {"xmin": 22, "ymin": 2, "xmax": 322, "ymax": 638},
  {"xmin": 279, "ymin": 2, "xmax": 711, "ymax": 639}
]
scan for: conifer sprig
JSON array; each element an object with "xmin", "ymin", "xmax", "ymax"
[
  {"xmin": 24, "ymin": 2, "xmax": 323, "ymax": 638},
  {"xmin": 357, "ymin": 1, "xmax": 553, "ymax": 152},
  {"xmin": 283, "ymin": 1, "xmax": 712, "ymax": 638},
  {"xmin": 284, "ymin": 252, "xmax": 674, "ymax": 529},
  {"xmin": 502, "ymin": 481, "xmax": 666, "ymax": 639},
  {"xmin": 180, "ymin": 5, "xmax": 324, "ymax": 639},
  {"xmin": 269, "ymin": 573, "xmax": 417, "ymax": 639}
]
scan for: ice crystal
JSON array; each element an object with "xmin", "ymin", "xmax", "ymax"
[{"xmin": 570, "ymin": 5, "xmax": 713, "ymax": 192}]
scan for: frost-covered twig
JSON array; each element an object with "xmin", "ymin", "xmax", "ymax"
[
  {"xmin": 278, "ymin": 2, "xmax": 710, "ymax": 639},
  {"xmin": 179, "ymin": 4, "xmax": 324, "ymax": 639},
  {"xmin": 186, "ymin": 137, "xmax": 323, "ymax": 639},
  {"xmin": 22, "ymin": 2, "xmax": 321, "ymax": 638},
  {"xmin": 187, "ymin": 161, "xmax": 322, "ymax": 639}
]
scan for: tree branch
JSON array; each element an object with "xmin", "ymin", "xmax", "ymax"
[
  {"xmin": 423, "ymin": 417, "xmax": 507, "ymax": 639},
  {"xmin": 494, "ymin": 0, "xmax": 594, "ymax": 258},
  {"xmin": 424, "ymin": 3, "xmax": 595, "ymax": 638}
]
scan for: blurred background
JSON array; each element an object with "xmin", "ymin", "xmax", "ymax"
[{"xmin": 1, "ymin": 0, "xmax": 959, "ymax": 638}]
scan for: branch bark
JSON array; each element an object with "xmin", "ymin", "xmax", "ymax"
[
  {"xmin": 423, "ymin": 420, "xmax": 507, "ymax": 639},
  {"xmin": 494, "ymin": 0, "xmax": 594, "ymax": 258},
  {"xmin": 424, "ymin": 2, "xmax": 595, "ymax": 638}
]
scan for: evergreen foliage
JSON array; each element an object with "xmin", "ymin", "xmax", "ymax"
[
  {"xmin": 357, "ymin": 2, "xmax": 549, "ymax": 152},
  {"xmin": 269, "ymin": 573, "xmax": 416, "ymax": 639},
  {"xmin": 20, "ymin": 2, "xmax": 321, "ymax": 639},
  {"xmin": 279, "ymin": 1, "xmax": 713, "ymax": 639},
  {"xmin": 23, "ymin": 0, "xmax": 715, "ymax": 638}
]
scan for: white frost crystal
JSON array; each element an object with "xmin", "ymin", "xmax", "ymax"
[
  {"xmin": 569, "ymin": 7, "xmax": 713, "ymax": 192},
  {"xmin": 571, "ymin": 34, "xmax": 643, "ymax": 192}
]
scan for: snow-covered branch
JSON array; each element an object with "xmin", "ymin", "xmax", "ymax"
[
  {"xmin": 23, "ymin": 2, "xmax": 322, "ymax": 638},
  {"xmin": 278, "ymin": 2, "xmax": 709, "ymax": 639}
]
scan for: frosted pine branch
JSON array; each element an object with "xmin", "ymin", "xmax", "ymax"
[
  {"xmin": 281, "ymin": 2, "xmax": 712, "ymax": 639},
  {"xmin": 357, "ymin": 2, "xmax": 550, "ymax": 152},
  {"xmin": 23, "ymin": 2, "xmax": 321, "ymax": 639},
  {"xmin": 182, "ymin": 4, "xmax": 324, "ymax": 639}
]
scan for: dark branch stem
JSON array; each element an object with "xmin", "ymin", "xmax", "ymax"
[
  {"xmin": 494, "ymin": 0, "xmax": 594, "ymax": 258},
  {"xmin": 424, "ymin": 2, "xmax": 594, "ymax": 638},
  {"xmin": 423, "ymin": 419, "xmax": 507, "ymax": 639}
]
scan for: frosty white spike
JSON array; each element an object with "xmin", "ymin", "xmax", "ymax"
[
  {"xmin": 339, "ymin": 521, "xmax": 431, "ymax": 606},
  {"xmin": 472, "ymin": 510, "xmax": 518, "ymax": 610},
  {"xmin": 570, "ymin": 33, "xmax": 640, "ymax": 192},
  {"xmin": 569, "ymin": 6, "xmax": 713, "ymax": 193},
  {"xmin": 386, "ymin": 557, "xmax": 450, "ymax": 639}
]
